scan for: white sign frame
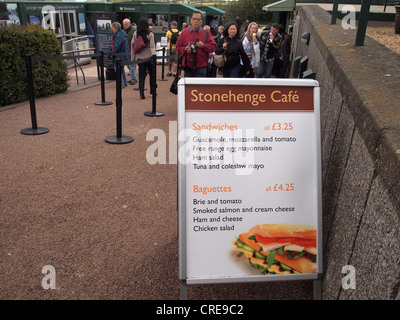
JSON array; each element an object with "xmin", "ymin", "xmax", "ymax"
[
  {"xmin": 160, "ymin": 36, "xmax": 168, "ymax": 48},
  {"xmin": 178, "ymin": 78, "xmax": 322, "ymax": 285}
]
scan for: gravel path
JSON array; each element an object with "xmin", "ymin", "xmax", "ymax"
[{"xmin": 0, "ymin": 64, "xmax": 313, "ymax": 300}]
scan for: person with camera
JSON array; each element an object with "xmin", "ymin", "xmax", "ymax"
[{"xmin": 175, "ymin": 11, "xmax": 216, "ymax": 77}]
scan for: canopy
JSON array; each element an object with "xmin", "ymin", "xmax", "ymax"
[
  {"xmin": 196, "ymin": 5, "xmax": 226, "ymax": 16},
  {"xmin": 175, "ymin": 4, "xmax": 206, "ymax": 16},
  {"xmin": 262, "ymin": 0, "xmax": 295, "ymax": 12}
]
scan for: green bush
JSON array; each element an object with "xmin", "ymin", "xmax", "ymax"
[{"xmin": 0, "ymin": 24, "xmax": 69, "ymax": 106}]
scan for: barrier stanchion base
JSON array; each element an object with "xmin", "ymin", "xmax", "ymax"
[
  {"xmin": 144, "ymin": 111, "xmax": 165, "ymax": 117},
  {"xmin": 105, "ymin": 135, "xmax": 134, "ymax": 144},
  {"xmin": 158, "ymin": 78, "xmax": 168, "ymax": 81},
  {"xmin": 94, "ymin": 101, "xmax": 113, "ymax": 106},
  {"xmin": 134, "ymin": 88, "xmax": 147, "ymax": 91},
  {"xmin": 21, "ymin": 127, "xmax": 49, "ymax": 135}
]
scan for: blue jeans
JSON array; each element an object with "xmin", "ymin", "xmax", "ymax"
[
  {"xmin": 128, "ymin": 64, "xmax": 137, "ymax": 82},
  {"xmin": 114, "ymin": 60, "xmax": 127, "ymax": 86},
  {"xmin": 256, "ymin": 58, "xmax": 274, "ymax": 78},
  {"xmin": 221, "ymin": 64, "xmax": 241, "ymax": 78},
  {"xmin": 184, "ymin": 67, "xmax": 207, "ymax": 77}
]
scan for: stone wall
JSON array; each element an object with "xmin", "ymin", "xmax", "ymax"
[{"xmin": 294, "ymin": 5, "xmax": 400, "ymax": 299}]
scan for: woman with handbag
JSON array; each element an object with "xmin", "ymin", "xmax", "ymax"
[
  {"xmin": 131, "ymin": 17, "xmax": 156, "ymax": 99},
  {"xmin": 214, "ymin": 22, "xmax": 251, "ymax": 78},
  {"xmin": 242, "ymin": 22, "xmax": 260, "ymax": 78}
]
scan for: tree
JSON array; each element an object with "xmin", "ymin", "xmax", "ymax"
[{"xmin": 219, "ymin": 0, "xmax": 274, "ymax": 25}]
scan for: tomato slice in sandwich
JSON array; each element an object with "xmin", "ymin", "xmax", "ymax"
[{"xmin": 235, "ymin": 224, "xmax": 318, "ymax": 274}]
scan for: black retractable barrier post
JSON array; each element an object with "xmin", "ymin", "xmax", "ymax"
[
  {"xmin": 144, "ymin": 55, "xmax": 164, "ymax": 117},
  {"xmin": 21, "ymin": 54, "xmax": 49, "ymax": 135},
  {"xmin": 95, "ymin": 51, "xmax": 113, "ymax": 106},
  {"xmin": 105, "ymin": 60, "xmax": 133, "ymax": 144},
  {"xmin": 158, "ymin": 47, "xmax": 168, "ymax": 81}
]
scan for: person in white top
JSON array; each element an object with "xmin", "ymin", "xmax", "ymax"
[{"xmin": 241, "ymin": 22, "xmax": 260, "ymax": 78}]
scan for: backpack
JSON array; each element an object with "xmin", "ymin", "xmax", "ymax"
[{"xmin": 170, "ymin": 30, "xmax": 179, "ymax": 45}]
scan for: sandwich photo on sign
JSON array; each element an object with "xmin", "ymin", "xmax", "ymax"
[{"xmin": 233, "ymin": 223, "xmax": 317, "ymax": 275}]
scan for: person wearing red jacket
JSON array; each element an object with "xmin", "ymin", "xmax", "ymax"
[{"xmin": 175, "ymin": 11, "xmax": 216, "ymax": 77}]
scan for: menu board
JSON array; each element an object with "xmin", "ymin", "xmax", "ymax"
[{"xmin": 178, "ymin": 78, "xmax": 322, "ymax": 284}]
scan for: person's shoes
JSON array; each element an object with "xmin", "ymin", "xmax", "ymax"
[
  {"xmin": 140, "ymin": 92, "xmax": 145, "ymax": 99},
  {"xmin": 173, "ymin": 73, "xmax": 177, "ymax": 77},
  {"xmin": 167, "ymin": 72, "xmax": 172, "ymax": 77},
  {"xmin": 130, "ymin": 80, "xmax": 137, "ymax": 85}
]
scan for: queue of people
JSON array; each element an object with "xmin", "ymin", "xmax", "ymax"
[
  {"xmin": 111, "ymin": 17, "xmax": 157, "ymax": 99},
  {"xmin": 174, "ymin": 12, "xmax": 293, "ymax": 80},
  {"xmin": 110, "ymin": 14, "xmax": 294, "ymax": 99}
]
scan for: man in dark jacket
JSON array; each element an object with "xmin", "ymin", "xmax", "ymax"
[
  {"xmin": 123, "ymin": 19, "xmax": 137, "ymax": 85},
  {"xmin": 280, "ymin": 27, "xmax": 293, "ymax": 78},
  {"xmin": 235, "ymin": 16, "xmax": 242, "ymax": 33},
  {"xmin": 111, "ymin": 22, "xmax": 130, "ymax": 87},
  {"xmin": 256, "ymin": 23, "xmax": 282, "ymax": 78}
]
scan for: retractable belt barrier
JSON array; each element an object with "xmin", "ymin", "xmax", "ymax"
[
  {"xmin": 157, "ymin": 47, "xmax": 168, "ymax": 82},
  {"xmin": 22, "ymin": 51, "xmax": 174, "ymax": 142}
]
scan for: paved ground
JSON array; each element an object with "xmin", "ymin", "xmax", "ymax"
[{"xmin": 0, "ymin": 61, "xmax": 313, "ymax": 300}]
